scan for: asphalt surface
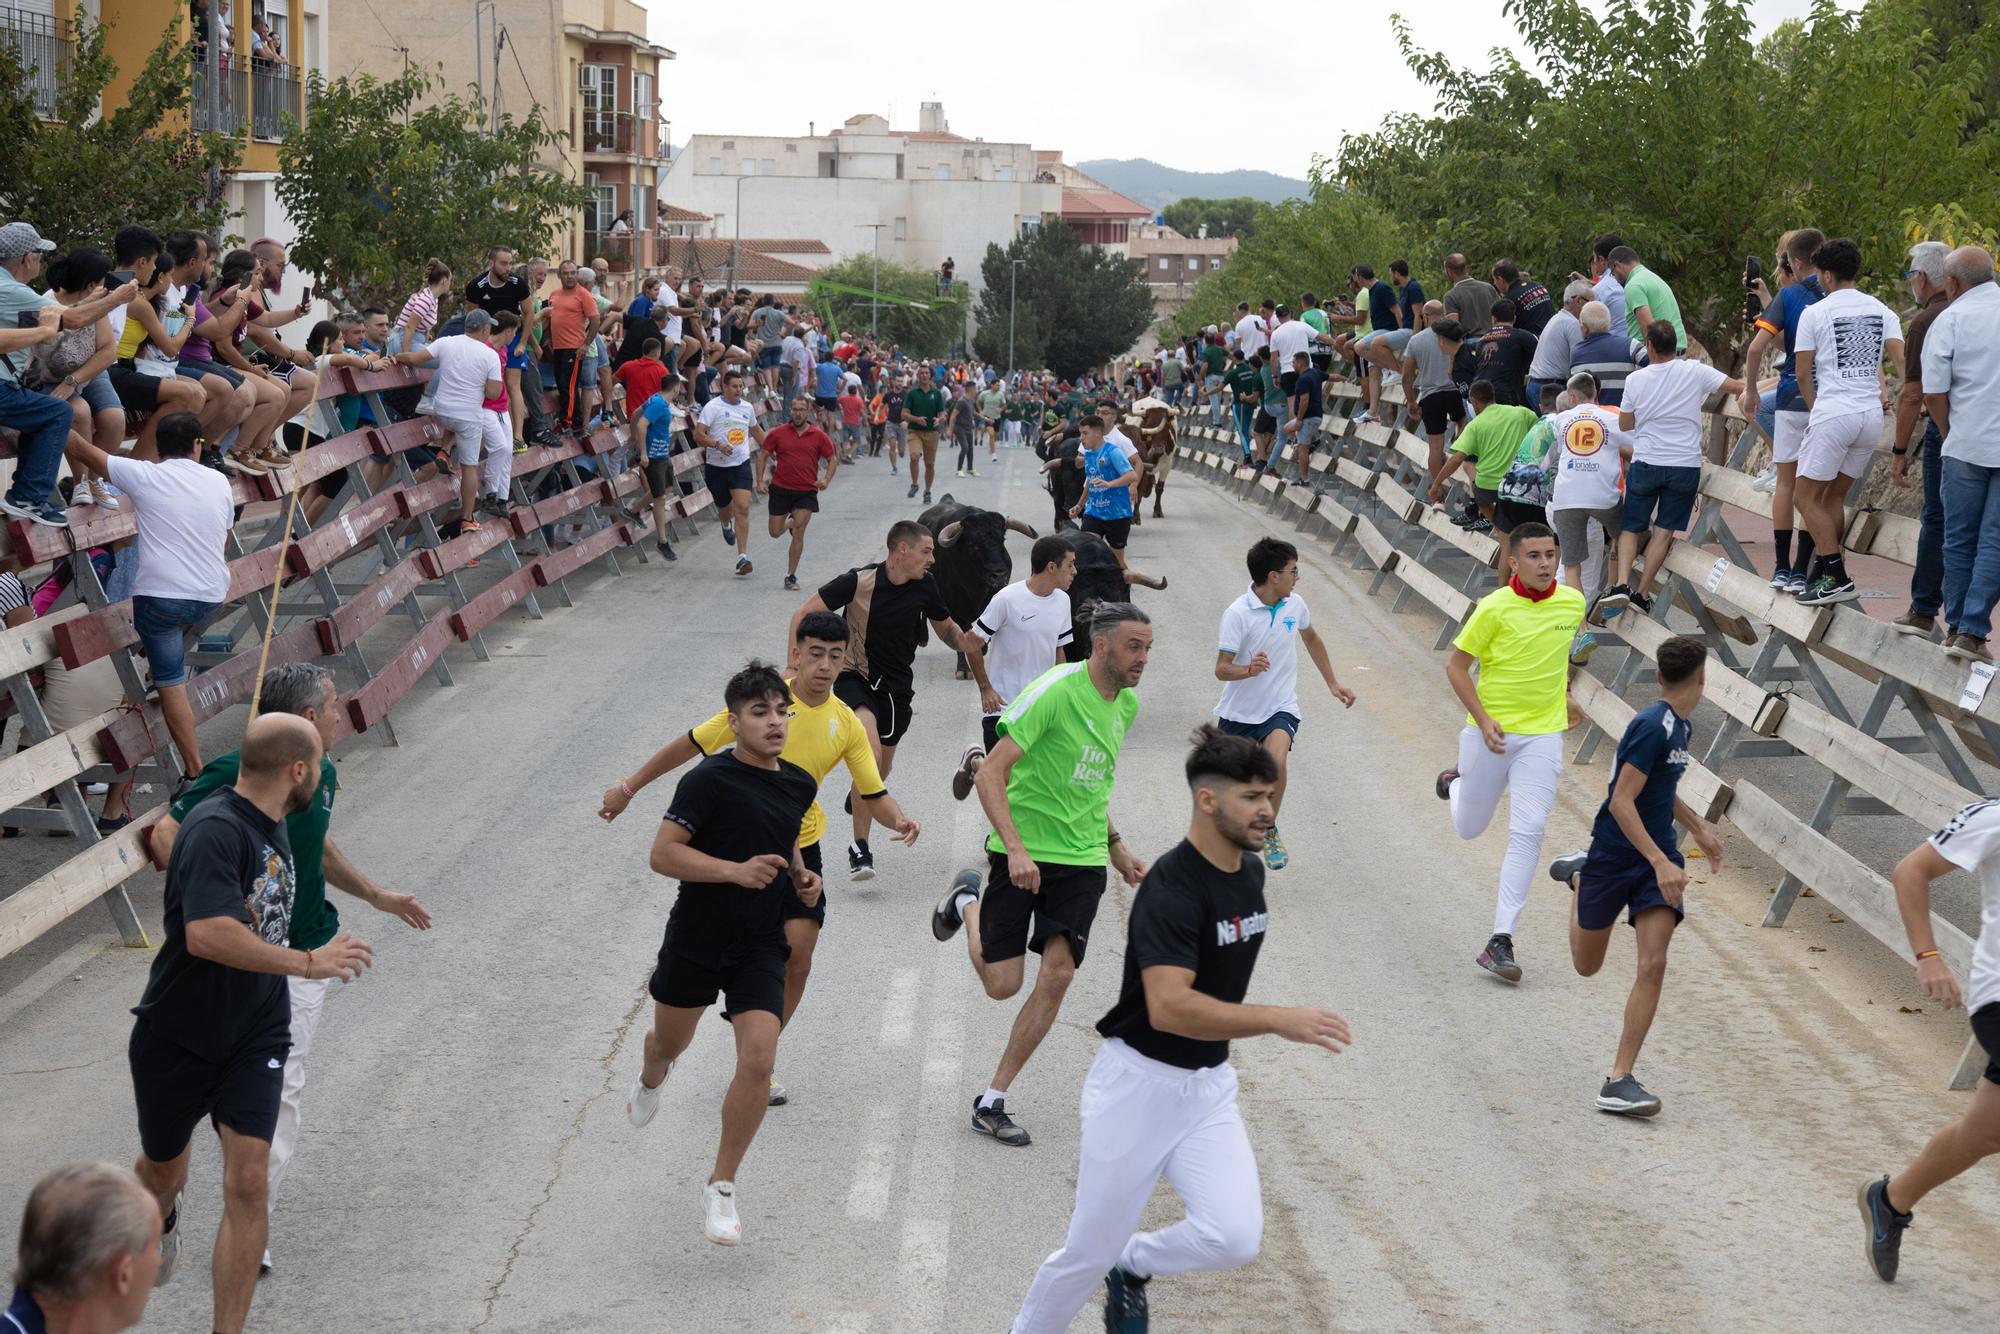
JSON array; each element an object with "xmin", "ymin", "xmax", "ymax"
[{"xmin": 2, "ymin": 437, "xmax": 1997, "ymax": 1332}]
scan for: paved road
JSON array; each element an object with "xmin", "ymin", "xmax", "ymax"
[{"xmin": 3, "ymin": 442, "xmax": 1996, "ymax": 1332}]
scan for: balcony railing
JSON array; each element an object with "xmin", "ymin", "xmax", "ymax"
[
  {"xmin": 190, "ymin": 52, "xmax": 247, "ymax": 138},
  {"xmin": 582, "ymin": 110, "xmax": 663, "ymax": 159},
  {"xmin": 249, "ymin": 61, "xmax": 302, "ymax": 141},
  {"xmin": 1, "ymin": 5, "xmax": 70, "ymax": 121}
]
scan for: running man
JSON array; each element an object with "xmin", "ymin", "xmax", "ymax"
[
  {"xmin": 929, "ymin": 603, "xmax": 1152, "ymax": 1147},
  {"xmin": 1214, "ymin": 538, "xmax": 1357, "ymax": 872},
  {"xmin": 756, "ymin": 394, "xmax": 838, "ymax": 592},
  {"xmin": 788, "ymin": 520, "xmax": 964, "ymax": 880},
  {"xmin": 1435, "ymin": 522, "xmax": 1586, "ymax": 982},
  {"xmin": 1072, "ymin": 415, "xmax": 1139, "ymax": 576},
  {"xmin": 601, "ymin": 616, "xmax": 919, "ymax": 1105},
  {"xmin": 693, "ymin": 369, "xmax": 764, "ymax": 577},
  {"xmin": 1009, "ymin": 726, "xmax": 1351, "ymax": 1334},
  {"xmin": 952, "ymin": 535, "xmax": 1079, "ymax": 800},
  {"xmin": 1856, "ymin": 798, "xmax": 2000, "ymax": 1282},
  {"xmin": 903, "ymin": 364, "xmax": 947, "ymax": 503},
  {"xmin": 1547, "ymin": 635, "xmax": 1723, "ymax": 1117},
  {"xmin": 623, "ymin": 661, "xmax": 821, "ymax": 1246}
]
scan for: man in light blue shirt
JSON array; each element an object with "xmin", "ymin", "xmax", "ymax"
[
  {"xmin": 1923, "ymin": 245, "xmax": 2000, "ymax": 660},
  {"xmin": 1589, "ymin": 232, "xmax": 1627, "ymax": 343}
]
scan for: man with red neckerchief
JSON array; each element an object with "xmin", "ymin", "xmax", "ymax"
[{"xmin": 1432, "ymin": 522, "xmax": 1585, "ymax": 985}]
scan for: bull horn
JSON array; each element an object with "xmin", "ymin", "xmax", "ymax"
[
  {"xmin": 1003, "ymin": 517, "xmax": 1040, "ymax": 540},
  {"xmin": 1125, "ymin": 569, "xmax": 1169, "ymax": 592},
  {"xmin": 938, "ymin": 521, "xmax": 963, "ymax": 548}
]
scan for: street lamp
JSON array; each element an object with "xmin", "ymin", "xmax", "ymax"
[
  {"xmin": 857, "ymin": 223, "xmax": 887, "ymax": 337},
  {"xmin": 1008, "ymin": 257, "xmax": 1026, "ymax": 379}
]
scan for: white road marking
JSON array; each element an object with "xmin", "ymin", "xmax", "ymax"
[{"xmin": 877, "ymin": 966, "xmax": 921, "ymax": 1046}]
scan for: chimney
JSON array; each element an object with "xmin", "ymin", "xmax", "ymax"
[
  {"xmin": 1198, "ymin": 224, "xmax": 1208, "ymax": 239},
  {"xmin": 918, "ymin": 101, "xmax": 947, "ymax": 134},
  {"xmin": 809, "ymin": 120, "xmax": 815, "ymax": 136}
]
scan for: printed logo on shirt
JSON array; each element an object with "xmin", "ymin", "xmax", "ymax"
[
  {"xmin": 1564, "ymin": 417, "xmax": 1607, "ymax": 456},
  {"xmin": 246, "ymin": 843, "xmax": 296, "ymax": 946},
  {"xmin": 1932, "ymin": 798, "xmax": 2000, "ymax": 847},
  {"xmin": 1215, "ymin": 911, "xmax": 1269, "ymax": 946},
  {"xmin": 1281, "ymin": 615, "xmax": 1296, "ymax": 633},
  {"xmin": 1829, "ymin": 316, "xmax": 1884, "ymax": 379},
  {"xmin": 1070, "ymin": 743, "xmax": 1114, "ymax": 787}
]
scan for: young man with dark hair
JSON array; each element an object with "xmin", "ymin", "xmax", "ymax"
[
  {"xmin": 1072, "ymin": 414, "xmax": 1140, "ymax": 574},
  {"xmin": 1548, "ymin": 635, "xmax": 1723, "ymax": 1116},
  {"xmin": 1741, "ymin": 227, "xmax": 1826, "ymax": 595},
  {"xmin": 694, "ymin": 369, "xmax": 765, "ymax": 577},
  {"xmin": 1426, "ymin": 380, "xmax": 1537, "ymax": 533},
  {"xmin": 602, "ymin": 623, "xmax": 918, "ymax": 1107},
  {"xmin": 1490, "ymin": 259, "xmax": 1554, "ymax": 336},
  {"xmin": 1437, "ymin": 522, "xmax": 1586, "ymax": 983},
  {"xmin": 1008, "ymin": 726, "xmax": 1352, "ymax": 1334},
  {"xmin": 789, "ymin": 520, "xmax": 963, "ymax": 878},
  {"xmin": 1214, "ymin": 538, "xmax": 1355, "ymax": 871},
  {"xmin": 756, "ymin": 394, "xmax": 838, "ymax": 592},
  {"xmin": 955, "ymin": 535, "xmax": 1079, "ymax": 799},
  {"xmin": 1282, "ymin": 351, "xmax": 1327, "ymax": 482},
  {"xmin": 623, "ymin": 661, "xmax": 822, "ymax": 1246},
  {"xmin": 931, "ymin": 603, "xmax": 1153, "ymax": 1148},
  {"xmin": 903, "ymin": 364, "xmax": 947, "ymax": 503},
  {"xmin": 1472, "ymin": 298, "xmax": 1540, "ymax": 407},
  {"xmin": 629, "ymin": 368, "xmax": 685, "ymax": 561}
]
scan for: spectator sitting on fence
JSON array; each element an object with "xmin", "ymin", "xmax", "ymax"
[
  {"xmin": 1893, "ymin": 240, "xmax": 1953, "ymax": 638},
  {"xmin": 105, "ymin": 228, "xmax": 210, "ymax": 464},
  {"xmin": 196, "ymin": 249, "xmax": 301, "ymax": 473},
  {"xmin": 390, "ymin": 259, "xmax": 452, "ymax": 360},
  {"xmin": 6, "ymin": 1161, "xmax": 161, "ymax": 1333},
  {"xmin": 1922, "ymin": 244, "xmax": 2000, "ymax": 662},
  {"xmin": 393, "ymin": 308, "xmax": 508, "ymax": 533},
  {"xmin": 33, "ymin": 248, "xmax": 127, "ymax": 511},
  {"xmin": 216, "ymin": 249, "xmax": 319, "ymax": 449},
  {"xmin": 168, "ymin": 235, "xmax": 264, "ymax": 470},
  {"xmin": 64, "ymin": 411, "xmax": 232, "ymax": 779}
]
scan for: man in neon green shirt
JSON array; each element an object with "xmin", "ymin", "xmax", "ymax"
[
  {"xmin": 930, "ymin": 602, "xmax": 1152, "ymax": 1147},
  {"xmin": 1425, "ymin": 382, "xmax": 1538, "ymax": 527},
  {"xmin": 1434, "ymin": 523, "xmax": 1585, "ymax": 984},
  {"xmin": 1609, "ymin": 246, "xmax": 1686, "ymax": 351}
]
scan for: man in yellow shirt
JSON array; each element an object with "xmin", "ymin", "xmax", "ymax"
[
  {"xmin": 599, "ymin": 611, "xmax": 921, "ymax": 1103},
  {"xmin": 1434, "ymin": 523, "xmax": 1585, "ymax": 983}
]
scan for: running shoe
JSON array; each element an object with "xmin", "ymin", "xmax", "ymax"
[
  {"xmin": 1548, "ymin": 850, "xmax": 1588, "ymax": 887},
  {"xmin": 704, "ymin": 1180, "xmax": 742, "ymax": 1245},
  {"xmin": 1263, "ymin": 826, "xmax": 1288, "ymax": 871},
  {"xmin": 657, "ymin": 541, "xmax": 677, "ymax": 562},
  {"xmin": 783, "ymin": 574, "xmax": 799, "ymax": 591},
  {"xmin": 1434, "ymin": 768, "xmax": 1457, "ymax": 801},
  {"xmin": 735, "ymin": 554, "xmax": 753, "ymax": 577},
  {"xmin": 933, "ymin": 869, "xmax": 982, "ymax": 941},
  {"xmin": 70, "ymin": 484, "xmax": 94, "ymax": 507},
  {"xmin": 1103, "ymin": 1266, "xmax": 1151, "ymax": 1333},
  {"xmin": 924, "ymin": 490, "xmax": 933, "ymax": 504},
  {"xmin": 768, "ymin": 1078, "xmax": 788, "ymax": 1107},
  {"xmin": 1784, "ymin": 570, "xmax": 1809, "ymax": 595},
  {"xmin": 1569, "ymin": 630, "xmax": 1599, "ymax": 667},
  {"xmin": 1465, "ymin": 516, "xmax": 1495, "ymax": 535},
  {"xmin": 1630, "ymin": 591, "xmax": 1656, "ymax": 614},
  {"xmin": 1476, "ymin": 933, "xmax": 1522, "ymax": 982},
  {"xmin": 260, "ymin": 1248, "xmax": 272, "ymax": 1276},
  {"xmin": 890, "ymin": 462, "xmax": 899, "ymax": 475},
  {"xmin": 720, "ymin": 520, "xmax": 735, "ymax": 545},
  {"xmin": 971, "ymin": 1095, "xmax": 1031, "ymax": 1146},
  {"xmin": 1750, "ymin": 465, "xmax": 1777, "ymax": 493},
  {"xmin": 1596, "ymin": 1073, "xmax": 1662, "ymax": 1117},
  {"xmin": 0, "ymin": 493, "xmax": 69, "ymax": 527},
  {"xmin": 951, "ymin": 745, "xmax": 985, "ymax": 801},
  {"xmin": 1858, "ymin": 1175, "xmax": 1912, "ymax": 1282},
  {"xmin": 967, "ymin": 468, "xmax": 979, "ymax": 478},
  {"xmin": 1589, "ymin": 583, "xmax": 1631, "ymax": 624},
  {"xmin": 906, "ymin": 483, "xmax": 919, "ymax": 499},
  {"xmin": 155, "ymin": 1192, "xmax": 182, "ymax": 1286},
  {"xmin": 848, "ymin": 839, "xmax": 876, "ymax": 882},
  {"xmin": 1767, "ymin": 567, "xmax": 1794, "ymax": 590},
  {"xmin": 627, "ymin": 1061, "xmax": 672, "ymax": 1127},
  {"xmin": 955, "ymin": 468, "xmax": 965, "ymax": 478},
  {"xmin": 1797, "ymin": 574, "xmax": 1858, "ymax": 606}
]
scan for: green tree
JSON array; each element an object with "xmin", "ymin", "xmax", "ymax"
[
  {"xmin": 0, "ymin": 19, "xmax": 240, "ymax": 252},
  {"xmin": 811, "ymin": 254, "xmax": 967, "ymax": 357},
  {"xmin": 1161, "ymin": 196, "xmax": 1265, "ymax": 240},
  {"xmin": 970, "ymin": 222, "xmax": 1154, "ymax": 379},
  {"xmin": 276, "ymin": 65, "xmax": 590, "ymax": 314}
]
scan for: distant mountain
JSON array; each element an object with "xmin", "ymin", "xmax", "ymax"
[{"xmin": 1076, "ymin": 159, "xmax": 1309, "ymax": 213}]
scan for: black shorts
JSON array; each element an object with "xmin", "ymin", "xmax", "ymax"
[
  {"xmin": 643, "ymin": 456, "xmax": 674, "ymax": 496},
  {"xmin": 128, "ymin": 1021, "xmax": 286, "ymax": 1162},
  {"xmin": 783, "ymin": 841, "xmax": 826, "ymax": 926},
  {"xmin": 1575, "ymin": 846, "xmax": 1685, "ymax": 931},
  {"xmin": 1081, "ymin": 514, "xmax": 1132, "ymax": 549},
  {"xmin": 648, "ymin": 930, "xmax": 788, "ymax": 1018},
  {"xmin": 978, "ymin": 850, "xmax": 1108, "ymax": 967},
  {"xmin": 1253, "ymin": 410, "xmax": 1278, "ymax": 436},
  {"xmin": 813, "ymin": 395, "xmax": 839, "ymax": 412},
  {"xmin": 1493, "ymin": 499, "xmax": 1547, "ymax": 534},
  {"xmin": 981, "ymin": 714, "xmax": 1001, "ymax": 754},
  {"xmin": 769, "ymin": 485, "xmax": 819, "ymax": 516},
  {"xmin": 1419, "ymin": 389, "xmax": 1467, "ymax": 435},
  {"xmin": 107, "ymin": 363, "xmax": 170, "ymax": 412},
  {"xmin": 1310, "ymin": 351, "xmax": 1333, "ymax": 372},
  {"xmin": 1972, "ymin": 1003, "xmax": 2000, "ymax": 1085},
  {"xmin": 1278, "ymin": 370, "xmax": 1300, "ymax": 394},
  {"xmin": 833, "ymin": 672, "xmax": 914, "ymax": 748}
]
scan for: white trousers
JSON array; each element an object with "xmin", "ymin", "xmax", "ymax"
[
  {"xmin": 267, "ymin": 974, "xmax": 333, "ymax": 1215},
  {"xmin": 1011, "ymin": 1040, "xmax": 1262, "ymax": 1334},
  {"xmin": 1449, "ymin": 726, "xmax": 1564, "ymax": 936},
  {"xmin": 480, "ymin": 409, "xmax": 514, "ymax": 499}
]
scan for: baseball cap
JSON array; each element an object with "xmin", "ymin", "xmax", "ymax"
[
  {"xmin": 0, "ymin": 222, "xmax": 57, "ymax": 261},
  {"xmin": 464, "ymin": 308, "xmax": 496, "ymax": 331}
]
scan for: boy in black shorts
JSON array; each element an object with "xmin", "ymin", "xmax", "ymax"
[
  {"xmin": 756, "ymin": 394, "xmax": 840, "ymax": 592},
  {"xmin": 624, "ymin": 662, "xmax": 821, "ymax": 1246},
  {"xmin": 1548, "ymin": 635, "xmax": 1722, "ymax": 1118}
]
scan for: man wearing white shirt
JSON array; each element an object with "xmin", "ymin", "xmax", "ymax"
[
  {"xmin": 1546, "ymin": 372, "xmax": 1635, "ymax": 664},
  {"xmin": 1792, "ymin": 238, "xmax": 1903, "ymax": 608},
  {"xmin": 393, "ymin": 309, "xmax": 506, "ymax": 532},
  {"xmin": 1525, "ymin": 282, "xmax": 1594, "ymax": 412},
  {"xmin": 1232, "ymin": 302, "xmax": 1271, "ymax": 360},
  {"xmin": 695, "ymin": 369, "xmax": 765, "ymax": 576},
  {"xmin": 1212, "ymin": 538, "xmax": 1356, "ymax": 872},
  {"xmin": 952, "ymin": 537, "xmax": 1078, "ymax": 800},
  {"xmin": 1921, "ymin": 245, "xmax": 2000, "ymax": 661}
]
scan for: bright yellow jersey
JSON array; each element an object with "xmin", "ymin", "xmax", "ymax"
[
  {"xmin": 690, "ymin": 681, "xmax": 885, "ymax": 848},
  {"xmin": 1451, "ymin": 584, "xmax": 1587, "ymax": 735}
]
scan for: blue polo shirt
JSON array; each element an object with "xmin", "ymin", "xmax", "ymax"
[
  {"xmin": 5, "ymin": 1285, "xmax": 48, "ymax": 1333},
  {"xmin": 1082, "ymin": 441, "xmax": 1134, "ymax": 520},
  {"xmin": 1753, "ymin": 275, "xmax": 1824, "ymax": 411},
  {"xmin": 1590, "ymin": 699, "xmax": 1693, "ymax": 862}
]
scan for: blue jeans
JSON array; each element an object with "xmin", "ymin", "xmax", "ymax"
[
  {"xmin": 133, "ymin": 595, "xmax": 221, "ymax": 688},
  {"xmin": 1524, "ymin": 377, "xmax": 1558, "ymax": 416},
  {"xmin": 1231, "ymin": 402, "xmax": 1255, "ymax": 457},
  {"xmin": 1942, "ymin": 456, "xmax": 2000, "ymax": 640},
  {"xmin": 0, "ymin": 379, "xmax": 75, "ymax": 507},
  {"xmin": 1911, "ymin": 421, "xmax": 1944, "ymax": 618},
  {"xmin": 1754, "ymin": 386, "xmax": 1777, "ymax": 446}
]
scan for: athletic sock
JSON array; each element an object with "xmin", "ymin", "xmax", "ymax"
[
  {"xmin": 1803, "ymin": 555, "xmax": 1824, "ymax": 584},
  {"xmin": 952, "ymin": 887, "xmax": 978, "ymax": 914},
  {"xmin": 1794, "ymin": 531, "xmax": 1816, "ymax": 574},
  {"xmin": 1773, "ymin": 530, "xmax": 1793, "ymax": 570},
  {"xmin": 978, "ymin": 1087, "xmax": 1007, "ymax": 1110},
  {"xmin": 1827, "ymin": 552, "xmax": 1847, "ymax": 582}
]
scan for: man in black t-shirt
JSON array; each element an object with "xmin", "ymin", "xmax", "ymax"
[
  {"xmin": 1010, "ymin": 727, "xmax": 1351, "ymax": 1334},
  {"xmin": 624, "ymin": 662, "xmax": 820, "ymax": 1248},
  {"xmin": 463, "ymin": 245, "xmax": 529, "ymax": 319},
  {"xmin": 788, "ymin": 519, "xmax": 963, "ymax": 880},
  {"xmin": 127, "ymin": 715, "xmax": 371, "ymax": 1334},
  {"xmin": 1472, "ymin": 298, "xmax": 1540, "ymax": 407}
]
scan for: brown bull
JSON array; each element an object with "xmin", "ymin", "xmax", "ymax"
[{"xmin": 1127, "ymin": 398, "xmax": 1177, "ymax": 521}]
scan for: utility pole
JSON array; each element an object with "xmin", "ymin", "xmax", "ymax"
[
  {"xmin": 202, "ymin": 0, "xmax": 223, "ymax": 206},
  {"xmin": 1008, "ymin": 257, "xmax": 1025, "ymax": 378},
  {"xmin": 858, "ymin": 223, "xmax": 887, "ymax": 337}
]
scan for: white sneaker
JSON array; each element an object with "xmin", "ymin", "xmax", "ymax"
[
  {"xmin": 704, "ymin": 1180, "xmax": 742, "ymax": 1245},
  {"xmin": 71, "ymin": 485, "xmax": 96, "ymax": 507},
  {"xmin": 1750, "ymin": 465, "xmax": 1777, "ymax": 493},
  {"xmin": 155, "ymin": 1192, "xmax": 182, "ymax": 1286},
  {"xmin": 259, "ymin": 1248, "xmax": 273, "ymax": 1275},
  {"xmin": 627, "ymin": 1061, "xmax": 671, "ymax": 1127},
  {"xmin": 768, "ymin": 1078, "xmax": 788, "ymax": 1107}
]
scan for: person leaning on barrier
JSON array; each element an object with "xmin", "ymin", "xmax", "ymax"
[
  {"xmin": 7, "ymin": 1161, "xmax": 161, "ymax": 1333},
  {"xmin": 1920, "ymin": 244, "xmax": 2000, "ymax": 662},
  {"xmin": 1891, "ymin": 240, "xmax": 1952, "ymax": 638}
]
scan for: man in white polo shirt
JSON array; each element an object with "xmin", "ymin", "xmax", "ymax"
[
  {"xmin": 951, "ymin": 535, "xmax": 1078, "ymax": 801},
  {"xmin": 393, "ymin": 309, "xmax": 507, "ymax": 532},
  {"xmin": 1213, "ymin": 537, "xmax": 1355, "ymax": 872}
]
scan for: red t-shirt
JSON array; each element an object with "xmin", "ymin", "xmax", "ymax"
[
  {"xmin": 837, "ymin": 392, "xmax": 865, "ymax": 426},
  {"xmin": 762, "ymin": 423, "xmax": 835, "ymax": 491},
  {"xmin": 615, "ymin": 357, "xmax": 666, "ymax": 411},
  {"xmin": 832, "ymin": 342, "xmax": 858, "ymax": 363}
]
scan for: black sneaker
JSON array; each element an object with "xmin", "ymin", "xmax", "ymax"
[
  {"xmin": 1797, "ymin": 575, "xmax": 1859, "ymax": 606},
  {"xmin": 932, "ymin": 869, "xmax": 981, "ymax": 941},
  {"xmin": 1476, "ymin": 933, "xmax": 1522, "ymax": 982},
  {"xmin": 783, "ymin": 574, "xmax": 799, "ymax": 591},
  {"xmin": 1103, "ymin": 1267, "xmax": 1151, "ymax": 1333},
  {"xmin": 1465, "ymin": 516, "xmax": 1495, "ymax": 534},
  {"xmin": 721, "ymin": 521, "xmax": 736, "ymax": 546},
  {"xmin": 1858, "ymin": 1175, "xmax": 1912, "ymax": 1282},
  {"xmin": 1434, "ymin": 768, "xmax": 1457, "ymax": 801},
  {"xmin": 971, "ymin": 1095, "xmax": 1031, "ymax": 1146},
  {"xmin": 1629, "ymin": 590, "xmax": 1655, "ymax": 614},
  {"xmin": 923, "ymin": 490, "xmax": 932, "ymax": 504},
  {"xmin": 1589, "ymin": 583, "xmax": 1631, "ymax": 624},
  {"xmin": 951, "ymin": 745, "xmax": 985, "ymax": 801},
  {"xmin": 906, "ymin": 483, "xmax": 919, "ymax": 499},
  {"xmin": 1596, "ymin": 1073, "xmax": 1662, "ymax": 1117},
  {"xmin": 848, "ymin": 839, "xmax": 875, "ymax": 882},
  {"xmin": 1549, "ymin": 850, "xmax": 1588, "ymax": 887},
  {"xmin": 656, "ymin": 541, "xmax": 677, "ymax": 562}
]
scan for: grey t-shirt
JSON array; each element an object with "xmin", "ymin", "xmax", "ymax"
[
  {"xmin": 1443, "ymin": 278, "xmax": 1500, "ymax": 337},
  {"xmin": 752, "ymin": 306, "xmax": 787, "ymax": 344},
  {"xmin": 1406, "ymin": 328, "xmax": 1456, "ymax": 399}
]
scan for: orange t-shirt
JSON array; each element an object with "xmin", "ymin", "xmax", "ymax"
[{"xmin": 545, "ymin": 285, "xmax": 596, "ymax": 351}]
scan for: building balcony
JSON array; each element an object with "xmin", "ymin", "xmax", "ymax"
[
  {"xmin": 249, "ymin": 62, "xmax": 303, "ymax": 142},
  {"xmin": 2, "ymin": 4, "xmax": 70, "ymax": 121},
  {"xmin": 582, "ymin": 110, "xmax": 662, "ymax": 159},
  {"xmin": 190, "ymin": 51, "xmax": 248, "ymax": 137}
]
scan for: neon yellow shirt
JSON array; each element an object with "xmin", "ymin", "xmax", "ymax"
[
  {"xmin": 691, "ymin": 681, "xmax": 884, "ymax": 848},
  {"xmin": 1451, "ymin": 584, "xmax": 1587, "ymax": 735}
]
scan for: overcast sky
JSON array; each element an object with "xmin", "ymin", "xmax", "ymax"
[{"xmin": 649, "ymin": 0, "xmax": 1834, "ymax": 179}]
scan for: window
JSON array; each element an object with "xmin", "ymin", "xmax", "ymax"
[
  {"xmin": 706, "ymin": 156, "xmax": 721, "ymax": 175},
  {"xmin": 1210, "ymin": 257, "xmax": 1223, "ymax": 270},
  {"xmin": 761, "ymin": 158, "xmax": 775, "ymax": 175},
  {"xmin": 933, "ymin": 164, "xmax": 950, "ymax": 181},
  {"xmin": 894, "ymin": 217, "xmax": 907, "ymax": 241},
  {"xmin": 580, "ymin": 63, "xmax": 616, "ymax": 113},
  {"xmin": 818, "ymin": 151, "xmax": 839, "ymax": 178},
  {"xmin": 633, "ymin": 72, "xmax": 654, "ymax": 117},
  {"xmin": 1157, "ymin": 257, "xmax": 1170, "ymax": 271}
]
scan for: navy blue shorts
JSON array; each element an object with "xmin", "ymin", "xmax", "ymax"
[
  {"xmin": 704, "ymin": 460, "xmax": 753, "ymax": 509},
  {"xmin": 1622, "ymin": 460, "xmax": 1700, "ymax": 535},
  {"xmin": 1575, "ymin": 846, "xmax": 1684, "ymax": 931},
  {"xmin": 1972, "ymin": 1003, "xmax": 1999, "ymax": 1085},
  {"xmin": 1216, "ymin": 711, "xmax": 1301, "ymax": 744}
]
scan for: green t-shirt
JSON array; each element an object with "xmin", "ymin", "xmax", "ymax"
[
  {"xmin": 1620, "ymin": 264, "xmax": 1686, "ymax": 349},
  {"xmin": 904, "ymin": 385, "xmax": 947, "ymax": 429},
  {"xmin": 986, "ymin": 662, "xmax": 1139, "ymax": 865},
  {"xmin": 1223, "ymin": 363, "xmax": 1262, "ymax": 403},
  {"xmin": 977, "ymin": 387, "xmax": 1007, "ymax": 420},
  {"xmin": 171, "ymin": 750, "xmax": 341, "ymax": 950},
  {"xmin": 1515, "ymin": 416, "xmax": 1556, "ymax": 467},
  {"xmin": 1451, "ymin": 404, "xmax": 1539, "ymax": 490},
  {"xmin": 1259, "ymin": 362, "xmax": 1286, "ymax": 412},
  {"xmin": 1062, "ymin": 390, "xmax": 1089, "ymax": 422},
  {"xmin": 1201, "ymin": 343, "xmax": 1228, "ymax": 376},
  {"xmin": 1301, "ymin": 307, "xmax": 1330, "ymax": 335}
]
